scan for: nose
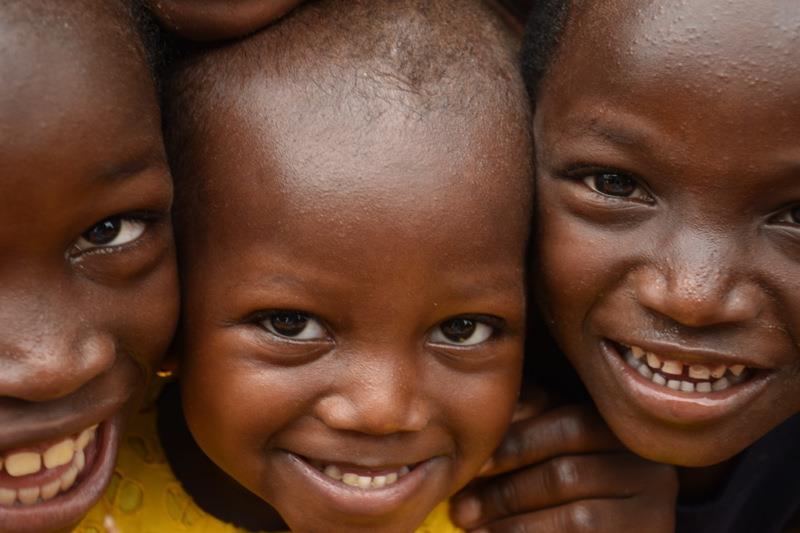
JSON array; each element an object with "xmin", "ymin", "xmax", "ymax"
[
  {"xmin": 0, "ymin": 306, "xmax": 116, "ymax": 402},
  {"xmin": 634, "ymin": 231, "xmax": 762, "ymax": 328},
  {"xmin": 314, "ymin": 350, "xmax": 430, "ymax": 435}
]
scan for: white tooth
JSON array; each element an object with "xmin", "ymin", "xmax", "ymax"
[
  {"xmin": 625, "ymin": 352, "xmax": 641, "ymax": 368},
  {"xmin": 712, "ymin": 377, "xmax": 731, "ymax": 392},
  {"xmin": 696, "ymin": 381, "xmax": 712, "ymax": 393},
  {"xmin": 662, "ymin": 360, "xmax": 683, "ymax": 376},
  {"xmin": 688, "ymin": 365, "xmax": 711, "ymax": 380},
  {"xmin": 711, "ymin": 365, "xmax": 727, "ymax": 379},
  {"xmin": 399, "ymin": 466, "xmax": 410, "ymax": 477},
  {"xmin": 5, "ymin": 451, "xmax": 42, "ymax": 477},
  {"xmin": 60, "ymin": 466, "xmax": 78, "ymax": 492},
  {"xmin": 18, "ymin": 486, "xmax": 39, "ymax": 505},
  {"xmin": 323, "ymin": 465, "xmax": 343, "ymax": 480},
  {"xmin": 680, "ymin": 381, "xmax": 695, "ymax": 392},
  {"xmin": 44, "ymin": 439, "xmax": 75, "ymax": 469},
  {"xmin": 652, "ymin": 373, "xmax": 667, "ymax": 386},
  {"xmin": 385, "ymin": 472, "xmax": 398, "ymax": 485},
  {"xmin": 41, "ymin": 479, "xmax": 61, "ymax": 500},
  {"xmin": 0, "ymin": 488, "xmax": 16, "ymax": 505},
  {"xmin": 729, "ymin": 372, "xmax": 745, "ymax": 385},
  {"xmin": 729, "ymin": 365, "xmax": 745, "ymax": 376},
  {"xmin": 371, "ymin": 475, "xmax": 387, "ymax": 488},
  {"xmin": 631, "ymin": 346, "xmax": 645, "ymax": 359},
  {"xmin": 646, "ymin": 352, "xmax": 662, "ymax": 369},
  {"xmin": 75, "ymin": 426, "xmax": 97, "ymax": 452},
  {"xmin": 357, "ymin": 476, "xmax": 372, "ymax": 489},
  {"xmin": 637, "ymin": 364, "xmax": 654, "ymax": 379},
  {"xmin": 342, "ymin": 473, "xmax": 360, "ymax": 487},
  {"xmin": 74, "ymin": 449, "xmax": 86, "ymax": 472},
  {"xmin": 667, "ymin": 380, "xmax": 681, "ymax": 390}
]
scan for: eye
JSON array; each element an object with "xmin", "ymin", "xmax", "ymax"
[
  {"xmin": 583, "ymin": 172, "xmax": 651, "ymax": 201},
  {"xmin": 429, "ymin": 317, "xmax": 494, "ymax": 346},
  {"xmin": 774, "ymin": 205, "xmax": 800, "ymax": 225},
  {"xmin": 261, "ymin": 311, "xmax": 328, "ymax": 341},
  {"xmin": 73, "ymin": 217, "xmax": 147, "ymax": 252}
]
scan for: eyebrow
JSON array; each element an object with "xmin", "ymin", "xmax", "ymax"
[{"xmin": 93, "ymin": 149, "xmax": 169, "ymax": 184}]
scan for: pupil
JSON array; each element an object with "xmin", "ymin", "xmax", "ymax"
[
  {"xmin": 441, "ymin": 318, "xmax": 476, "ymax": 342},
  {"xmin": 85, "ymin": 218, "xmax": 121, "ymax": 245},
  {"xmin": 270, "ymin": 312, "xmax": 308, "ymax": 337},
  {"xmin": 792, "ymin": 206, "xmax": 800, "ymax": 223},
  {"xmin": 595, "ymin": 174, "xmax": 635, "ymax": 197}
]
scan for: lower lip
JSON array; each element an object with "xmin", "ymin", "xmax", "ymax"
[
  {"xmin": 601, "ymin": 341, "xmax": 774, "ymax": 425},
  {"xmin": 0, "ymin": 415, "xmax": 121, "ymax": 533},
  {"xmin": 281, "ymin": 452, "xmax": 440, "ymax": 519}
]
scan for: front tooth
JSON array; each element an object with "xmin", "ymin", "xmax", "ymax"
[
  {"xmin": 5, "ymin": 451, "xmax": 42, "ymax": 477},
  {"xmin": 371, "ymin": 475, "xmax": 387, "ymax": 488},
  {"xmin": 711, "ymin": 365, "xmax": 727, "ymax": 379},
  {"xmin": 661, "ymin": 360, "xmax": 683, "ymax": 376},
  {"xmin": 667, "ymin": 379, "xmax": 681, "ymax": 390},
  {"xmin": 41, "ymin": 479, "xmax": 61, "ymax": 500},
  {"xmin": 385, "ymin": 472, "xmax": 398, "ymax": 485},
  {"xmin": 18, "ymin": 486, "xmax": 39, "ymax": 505},
  {"xmin": 631, "ymin": 346, "xmax": 645, "ymax": 359},
  {"xmin": 729, "ymin": 365, "xmax": 745, "ymax": 376},
  {"xmin": 398, "ymin": 466, "xmax": 410, "ymax": 477},
  {"xmin": 0, "ymin": 488, "xmax": 16, "ymax": 506},
  {"xmin": 696, "ymin": 382, "xmax": 712, "ymax": 393},
  {"xmin": 357, "ymin": 476, "xmax": 372, "ymax": 489},
  {"xmin": 626, "ymin": 352, "xmax": 641, "ymax": 368},
  {"xmin": 74, "ymin": 449, "xmax": 86, "ymax": 472},
  {"xmin": 75, "ymin": 426, "xmax": 97, "ymax": 452},
  {"xmin": 44, "ymin": 439, "xmax": 75, "ymax": 469},
  {"xmin": 342, "ymin": 473, "xmax": 360, "ymax": 487},
  {"xmin": 646, "ymin": 353, "xmax": 662, "ymax": 369},
  {"xmin": 652, "ymin": 373, "xmax": 667, "ymax": 386},
  {"xmin": 680, "ymin": 381, "xmax": 695, "ymax": 392},
  {"xmin": 688, "ymin": 365, "xmax": 711, "ymax": 380},
  {"xmin": 637, "ymin": 365, "xmax": 653, "ymax": 379},
  {"xmin": 712, "ymin": 377, "xmax": 731, "ymax": 391},
  {"xmin": 324, "ymin": 465, "xmax": 343, "ymax": 480},
  {"xmin": 60, "ymin": 465, "xmax": 78, "ymax": 491}
]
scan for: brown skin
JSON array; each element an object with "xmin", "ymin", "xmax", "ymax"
[
  {"xmin": 146, "ymin": 0, "xmax": 305, "ymax": 40},
  {"xmin": 0, "ymin": 2, "xmax": 178, "ymax": 532},
  {"xmin": 172, "ymin": 44, "xmax": 531, "ymax": 532},
  {"xmin": 533, "ymin": 0, "xmax": 800, "ymax": 468}
]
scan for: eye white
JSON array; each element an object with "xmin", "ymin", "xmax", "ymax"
[
  {"xmin": 263, "ymin": 316, "xmax": 327, "ymax": 341},
  {"xmin": 430, "ymin": 321, "xmax": 493, "ymax": 346},
  {"xmin": 74, "ymin": 219, "xmax": 146, "ymax": 251}
]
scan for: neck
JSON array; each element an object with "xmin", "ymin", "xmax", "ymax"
[{"xmin": 157, "ymin": 383, "xmax": 287, "ymax": 531}]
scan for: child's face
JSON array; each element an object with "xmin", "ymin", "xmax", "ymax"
[
  {"xmin": 0, "ymin": 5, "xmax": 178, "ymax": 532},
  {"xmin": 534, "ymin": 0, "xmax": 800, "ymax": 466},
  {"xmin": 177, "ymin": 84, "xmax": 529, "ymax": 531}
]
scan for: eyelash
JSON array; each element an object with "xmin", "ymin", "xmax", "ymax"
[{"xmin": 562, "ymin": 166, "xmax": 655, "ymax": 204}]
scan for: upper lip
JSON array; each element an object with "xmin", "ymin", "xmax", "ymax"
[{"xmin": 608, "ymin": 337, "xmax": 779, "ymax": 370}]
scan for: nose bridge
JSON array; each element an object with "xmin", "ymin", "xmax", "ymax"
[
  {"xmin": 636, "ymin": 227, "xmax": 761, "ymax": 327},
  {"xmin": 316, "ymin": 345, "xmax": 429, "ymax": 435},
  {"xmin": 0, "ymin": 278, "xmax": 116, "ymax": 402}
]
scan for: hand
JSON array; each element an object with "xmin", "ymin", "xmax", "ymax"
[
  {"xmin": 451, "ymin": 404, "xmax": 678, "ymax": 532},
  {"xmin": 145, "ymin": 0, "xmax": 305, "ymax": 41}
]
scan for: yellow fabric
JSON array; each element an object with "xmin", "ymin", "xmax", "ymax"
[{"xmin": 74, "ymin": 409, "xmax": 462, "ymax": 533}]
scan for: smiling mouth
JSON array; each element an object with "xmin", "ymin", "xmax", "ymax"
[
  {"xmin": 613, "ymin": 342, "xmax": 753, "ymax": 393},
  {"xmin": 0, "ymin": 424, "xmax": 99, "ymax": 507},
  {"xmin": 307, "ymin": 459, "xmax": 413, "ymax": 490}
]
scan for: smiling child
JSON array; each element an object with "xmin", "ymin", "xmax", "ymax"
[
  {"xmin": 0, "ymin": 1, "xmax": 178, "ymax": 532},
  {"xmin": 155, "ymin": 0, "xmax": 532, "ymax": 531},
  {"xmin": 524, "ymin": 0, "xmax": 800, "ymax": 530}
]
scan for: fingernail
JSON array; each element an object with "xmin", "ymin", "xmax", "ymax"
[{"xmin": 452, "ymin": 496, "xmax": 482, "ymax": 527}]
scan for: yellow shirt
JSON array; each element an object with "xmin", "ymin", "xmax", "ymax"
[{"xmin": 75, "ymin": 409, "xmax": 462, "ymax": 533}]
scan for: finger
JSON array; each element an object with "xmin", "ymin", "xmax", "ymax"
[
  {"xmin": 480, "ymin": 404, "xmax": 622, "ymax": 477},
  {"xmin": 468, "ymin": 497, "xmax": 676, "ymax": 533},
  {"xmin": 453, "ymin": 454, "xmax": 675, "ymax": 529}
]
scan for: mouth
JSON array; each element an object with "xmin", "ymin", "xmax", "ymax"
[
  {"xmin": 279, "ymin": 452, "xmax": 445, "ymax": 520},
  {"xmin": 601, "ymin": 339, "xmax": 774, "ymax": 425},
  {"xmin": 0, "ymin": 415, "xmax": 121, "ymax": 533}
]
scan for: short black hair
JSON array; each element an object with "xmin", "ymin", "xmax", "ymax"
[{"xmin": 520, "ymin": 0, "xmax": 570, "ymax": 102}]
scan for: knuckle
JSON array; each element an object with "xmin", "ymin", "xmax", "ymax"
[
  {"xmin": 554, "ymin": 408, "xmax": 593, "ymax": 448},
  {"xmin": 493, "ymin": 478, "xmax": 521, "ymax": 516},
  {"xmin": 562, "ymin": 502, "xmax": 601, "ymax": 533},
  {"xmin": 546, "ymin": 456, "xmax": 582, "ymax": 496}
]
